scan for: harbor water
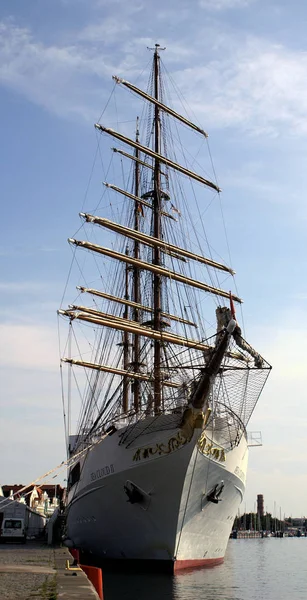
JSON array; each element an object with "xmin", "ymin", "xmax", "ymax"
[{"xmin": 103, "ymin": 538, "xmax": 307, "ymax": 600}]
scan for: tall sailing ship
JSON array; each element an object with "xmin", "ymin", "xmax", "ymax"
[{"xmin": 58, "ymin": 45, "xmax": 271, "ymax": 571}]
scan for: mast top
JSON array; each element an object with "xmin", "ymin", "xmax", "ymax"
[{"xmin": 147, "ymin": 43, "xmax": 166, "ymax": 55}]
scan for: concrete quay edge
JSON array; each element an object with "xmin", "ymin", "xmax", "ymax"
[{"xmin": 55, "ymin": 547, "xmax": 100, "ymax": 599}]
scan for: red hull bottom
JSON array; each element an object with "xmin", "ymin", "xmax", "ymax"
[
  {"xmin": 174, "ymin": 556, "xmax": 224, "ymax": 572},
  {"xmin": 74, "ymin": 547, "xmax": 225, "ymax": 574}
]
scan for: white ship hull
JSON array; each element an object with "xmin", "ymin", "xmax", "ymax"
[{"xmin": 66, "ymin": 415, "xmax": 248, "ymax": 571}]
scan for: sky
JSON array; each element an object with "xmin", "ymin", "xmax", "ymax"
[{"xmin": 1, "ymin": 0, "xmax": 307, "ymax": 518}]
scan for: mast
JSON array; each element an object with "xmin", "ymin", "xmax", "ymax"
[
  {"xmin": 153, "ymin": 44, "xmax": 162, "ymax": 413},
  {"xmin": 122, "ymin": 245, "xmax": 130, "ymax": 412},
  {"xmin": 133, "ymin": 117, "xmax": 141, "ymax": 413}
]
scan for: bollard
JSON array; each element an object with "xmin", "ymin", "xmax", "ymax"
[{"xmin": 69, "ymin": 548, "xmax": 80, "ymax": 566}]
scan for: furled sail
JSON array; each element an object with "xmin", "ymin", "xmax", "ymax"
[
  {"xmin": 112, "ymin": 76, "xmax": 209, "ymax": 138},
  {"xmin": 68, "ymin": 239, "xmax": 242, "ymax": 303},
  {"xmin": 77, "ymin": 287, "xmax": 197, "ymax": 327},
  {"xmin": 103, "ymin": 183, "xmax": 177, "ymax": 220},
  {"xmin": 95, "ymin": 124, "xmax": 221, "ymax": 192},
  {"xmin": 80, "ymin": 214, "xmax": 235, "ymax": 275}
]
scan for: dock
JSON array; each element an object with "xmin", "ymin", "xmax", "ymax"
[{"xmin": 0, "ymin": 541, "xmax": 101, "ymax": 599}]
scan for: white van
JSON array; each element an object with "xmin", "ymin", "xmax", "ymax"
[{"xmin": 1, "ymin": 518, "xmax": 26, "ymax": 543}]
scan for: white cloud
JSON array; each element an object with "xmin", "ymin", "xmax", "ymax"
[
  {"xmin": 0, "ymin": 320, "xmax": 67, "ymax": 483},
  {"xmin": 78, "ymin": 19, "xmax": 130, "ymax": 44},
  {"xmin": 0, "ymin": 322, "xmax": 58, "ymax": 370},
  {"xmin": 0, "ymin": 245, "xmax": 58, "ymax": 257},
  {"xmin": 250, "ymin": 312, "xmax": 307, "ymax": 382},
  {"xmin": 0, "ymin": 328, "xmax": 66, "ymax": 484},
  {"xmin": 0, "ymin": 414, "xmax": 66, "ymax": 486},
  {"xmin": 243, "ymin": 310, "xmax": 307, "ymax": 514},
  {"xmin": 0, "ymin": 20, "xmax": 106, "ymax": 120},
  {"xmin": 0, "ymin": 282, "xmax": 50, "ymax": 293},
  {"xmin": 60, "ymin": 0, "xmax": 141, "ymax": 7},
  {"xmin": 2, "ymin": 16, "xmax": 307, "ymax": 138},
  {"xmin": 199, "ymin": 0, "xmax": 252, "ymax": 10},
  {"xmin": 0, "ymin": 19, "xmax": 151, "ymax": 121},
  {"xmin": 222, "ymin": 164, "xmax": 288, "ymax": 205},
  {"xmin": 174, "ymin": 37, "xmax": 307, "ymax": 136},
  {"xmin": 245, "ymin": 467, "xmax": 307, "ymax": 516}
]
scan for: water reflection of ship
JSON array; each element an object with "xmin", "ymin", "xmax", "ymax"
[{"xmin": 102, "ymin": 571, "xmax": 175, "ymax": 600}]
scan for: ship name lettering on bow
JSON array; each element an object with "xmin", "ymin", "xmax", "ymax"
[
  {"xmin": 91, "ymin": 464, "xmax": 114, "ymax": 481},
  {"xmin": 197, "ymin": 432, "xmax": 226, "ymax": 462},
  {"xmin": 234, "ymin": 466, "xmax": 245, "ymax": 482}
]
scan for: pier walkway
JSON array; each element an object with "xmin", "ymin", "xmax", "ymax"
[{"xmin": 0, "ymin": 541, "xmax": 100, "ymax": 599}]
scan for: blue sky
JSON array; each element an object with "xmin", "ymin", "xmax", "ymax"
[{"xmin": 1, "ymin": 0, "xmax": 307, "ymax": 517}]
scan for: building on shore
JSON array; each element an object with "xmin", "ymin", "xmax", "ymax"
[
  {"xmin": 1, "ymin": 484, "xmax": 66, "ymax": 517},
  {"xmin": 257, "ymin": 494, "xmax": 264, "ymax": 518}
]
